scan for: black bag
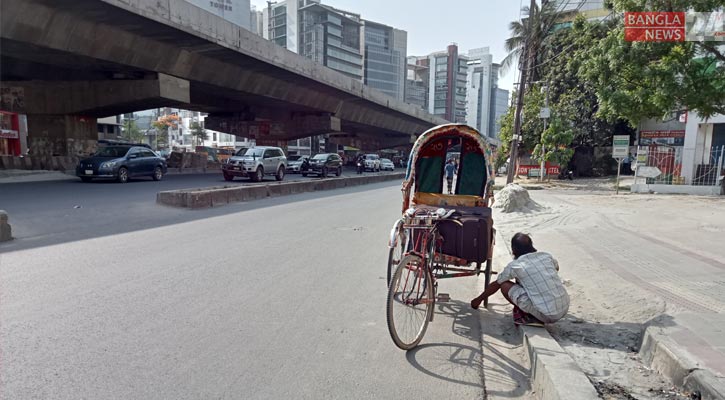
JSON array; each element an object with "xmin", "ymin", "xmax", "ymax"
[{"xmin": 437, "ymin": 206, "xmax": 493, "ymax": 263}]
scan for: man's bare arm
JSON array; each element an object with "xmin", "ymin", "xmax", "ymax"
[{"xmin": 471, "ymin": 280, "xmax": 501, "ymax": 309}]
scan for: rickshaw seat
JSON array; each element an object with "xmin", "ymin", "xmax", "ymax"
[{"xmin": 412, "ymin": 192, "xmax": 485, "ymax": 208}]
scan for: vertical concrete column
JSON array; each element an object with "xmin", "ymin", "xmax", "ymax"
[{"xmin": 26, "ymin": 115, "xmax": 97, "ymax": 157}]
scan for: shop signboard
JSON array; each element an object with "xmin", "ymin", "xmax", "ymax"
[{"xmin": 612, "ymin": 135, "xmax": 630, "ymax": 158}]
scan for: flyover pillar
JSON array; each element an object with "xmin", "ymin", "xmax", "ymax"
[{"xmin": 26, "ymin": 115, "xmax": 97, "ymax": 157}]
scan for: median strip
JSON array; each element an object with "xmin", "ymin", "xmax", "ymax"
[{"xmin": 156, "ymin": 173, "xmax": 405, "ymax": 209}]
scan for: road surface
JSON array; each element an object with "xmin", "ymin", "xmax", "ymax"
[{"xmin": 1, "ymin": 180, "xmax": 522, "ymax": 399}]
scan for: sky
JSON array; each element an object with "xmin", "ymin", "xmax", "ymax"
[{"xmin": 249, "ymin": 0, "xmax": 525, "ymax": 92}]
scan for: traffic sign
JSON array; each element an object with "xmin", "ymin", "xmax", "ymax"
[
  {"xmin": 637, "ymin": 166, "xmax": 662, "ymax": 178},
  {"xmin": 612, "ymin": 135, "xmax": 630, "ymax": 158}
]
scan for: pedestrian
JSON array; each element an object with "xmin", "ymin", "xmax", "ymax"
[
  {"xmin": 471, "ymin": 233, "xmax": 569, "ymax": 326},
  {"xmin": 444, "ymin": 159, "xmax": 456, "ymax": 194},
  {"xmin": 622, "ymin": 153, "xmax": 632, "ymax": 176}
]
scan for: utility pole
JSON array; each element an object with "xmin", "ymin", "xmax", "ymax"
[
  {"xmin": 506, "ymin": 0, "xmax": 537, "ymax": 184},
  {"xmin": 539, "ymin": 84, "xmax": 549, "ymax": 182}
]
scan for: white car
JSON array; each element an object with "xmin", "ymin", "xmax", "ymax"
[
  {"xmin": 380, "ymin": 158, "xmax": 395, "ymax": 171},
  {"xmin": 286, "ymin": 155, "xmax": 309, "ymax": 173},
  {"xmin": 364, "ymin": 154, "xmax": 381, "ymax": 172}
]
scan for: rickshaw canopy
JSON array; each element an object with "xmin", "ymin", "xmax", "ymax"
[{"xmin": 402, "ymin": 124, "xmax": 494, "ymax": 212}]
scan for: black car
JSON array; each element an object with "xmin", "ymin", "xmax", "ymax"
[
  {"xmin": 76, "ymin": 145, "xmax": 168, "ymax": 183},
  {"xmin": 302, "ymin": 153, "xmax": 343, "ymax": 178}
]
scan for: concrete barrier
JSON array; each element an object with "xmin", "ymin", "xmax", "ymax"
[
  {"xmin": 0, "ymin": 210, "xmax": 12, "ymax": 242},
  {"xmin": 157, "ymin": 173, "xmax": 404, "ymax": 209}
]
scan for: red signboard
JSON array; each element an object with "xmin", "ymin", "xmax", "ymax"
[
  {"xmin": 517, "ymin": 164, "xmax": 560, "ymax": 176},
  {"xmin": 640, "ymin": 130, "xmax": 685, "ymax": 139},
  {"xmin": 0, "ymin": 129, "xmax": 18, "ymax": 139},
  {"xmin": 624, "ymin": 12, "xmax": 685, "ymax": 42}
]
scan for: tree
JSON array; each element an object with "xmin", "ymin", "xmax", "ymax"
[
  {"xmin": 497, "ymin": 85, "xmax": 547, "ymax": 167},
  {"xmin": 123, "ymin": 119, "xmax": 145, "ymax": 143},
  {"xmin": 501, "ymin": 0, "xmax": 562, "ymax": 82},
  {"xmin": 152, "ymin": 114, "xmax": 180, "ymax": 150},
  {"xmin": 190, "ymin": 122, "xmax": 208, "ymax": 146},
  {"xmin": 582, "ymin": 0, "xmax": 725, "ymax": 125},
  {"xmin": 532, "ymin": 113, "xmax": 575, "ymax": 168}
]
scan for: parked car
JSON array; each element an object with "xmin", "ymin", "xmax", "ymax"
[
  {"xmin": 380, "ymin": 158, "xmax": 395, "ymax": 171},
  {"xmin": 286, "ymin": 155, "xmax": 310, "ymax": 173},
  {"xmin": 364, "ymin": 154, "xmax": 381, "ymax": 172},
  {"xmin": 221, "ymin": 146, "xmax": 286, "ymax": 182},
  {"xmin": 76, "ymin": 145, "xmax": 167, "ymax": 183},
  {"xmin": 302, "ymin": 153, "xmax": 343, "ymax": 178}
]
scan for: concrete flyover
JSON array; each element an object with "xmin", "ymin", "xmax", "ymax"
[{"xmin": 0, "ymin": 0, "xmax": 448, "ymax": 156}]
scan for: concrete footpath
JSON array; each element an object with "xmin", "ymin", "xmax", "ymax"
[
  {"xmin": 484, "ymin": 230, "xmax": 599, "ymax": 400},
  {"xmin": 641, "ymin": 313, "xmax": 725, "ymax": 399}
]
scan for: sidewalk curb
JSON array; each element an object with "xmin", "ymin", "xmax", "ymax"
[
  {"xmin": 522, "ymin": 326, "xmax": 599, "ymax": 400},
  {"xmin": 640, "ymin": 326, "xmax": 725, "ymax": 399},
  {"xmin": 492, "ymin": 229, "xmax": 598, "ymax": 400}
]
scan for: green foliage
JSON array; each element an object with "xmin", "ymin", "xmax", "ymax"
[
  {"xmin": 498, "ymin": 86, "xmax": 547, "ymax": 157},
  {"xmin": 532, "ymin": 114, "xmax": 575, "ymax": 167},
  {"xmin": 123, "ymin": 119, "xmax": 145, "ymax": 143},
  {"xmin": 581, "ymin": 0, "xmax": 725, "ymax": 125},
  {"xmin": 190, "ymin": 122, "xmax": 208, "ymax": 146}
]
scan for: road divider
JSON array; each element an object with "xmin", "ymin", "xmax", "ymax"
[
  {"xmin": 156, "ymin": 173, "xmax": 405, "ymax": 209},
  {"xmin": 0, "ymin": 210, "xmax": 12, "ymax": 242}
]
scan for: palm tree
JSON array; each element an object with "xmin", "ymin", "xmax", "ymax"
[{"xmin": 500, "ymin": 0, "xmax": 561, "ymax": 82}]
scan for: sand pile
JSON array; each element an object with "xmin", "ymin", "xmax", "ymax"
[{"xmin": 493, "ymin": 183, "xmax": 540, "ymax": 213}]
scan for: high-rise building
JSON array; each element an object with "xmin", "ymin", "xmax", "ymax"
[
  {"xmin": 250, "ymin": 6, "xmax": 264, "ymax": 36},
  {"xmin": 362, "ymin": 21, "xmax": 407, "ymax": 102},
  {"xmin": 299, "ymin": 2, "xmax": 364, "ymax": 80},
  {"xmin": 185, "ymin": 0, "xmax": 251, "ymax": 30},
  {"xmin": 491, "ymin": 88, "xmax": 509, "ymax": 144},
  {"xmin": 263, "ymin": 1, "xmax": 364, "ymax": 81},
  {"xmin": 405, "ymin": 56, "xmax": 429, "ymax": 110},
  {"xmin": 465, "ymin": 47, "xmax": 509, "ymax": 142},
  {"xmin": 425, "ymin": 44, "xmax": 468, "ymax": 123},
  {"xmin": 551, "ymin": 0, "xmax": 613, "ymax": 30}
]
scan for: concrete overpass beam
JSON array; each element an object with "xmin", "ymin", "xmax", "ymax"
[
  {"xmin": 204, "ymin": 114, "xmax": 341, "ymax": 141},
  {"xmin": 0, "ymin": 73, "xmax": 189, "ymax": 116}
]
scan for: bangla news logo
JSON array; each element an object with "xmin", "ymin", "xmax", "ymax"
[{"xmin": 625, "ymin": 11, "xmax": 725, "ymax": 42}]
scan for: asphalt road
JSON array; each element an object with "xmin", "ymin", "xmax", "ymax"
[
  {"xmin": 0, "ymin": 168, "xmax": 399, "ymax": 251},
  {"xmin": 0, "ymin": 177, "xmax": 508, "ymax": 399}
]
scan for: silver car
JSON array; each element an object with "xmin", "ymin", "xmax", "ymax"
[{"xmin": 222, "ymin": 146, "xmax": 287, "ymax": 182}]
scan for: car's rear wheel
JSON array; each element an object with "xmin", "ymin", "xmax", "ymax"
[
  {"xmin": 223, "ymin": 172, "xmax": 234, "ymax": 181},
  {"xmin": 275, "ymin": 166, "xmax": 285, "ymax": 181},
  {"xmin": 117, "ymin": 167, "xmax": 129, "ymax": 183},
  {"xmin": 152, "ymin": 166, "xmax": 163, "ymax": 181},
  {"xmin": 80, "ymin": 177, "xmax": 92, "ymax": 183},
  {"xmin": 336, "ymin": 166, "xmax": 342, "ymax": 177},
  {"xmin": 251, "ymin": 166, "xmax": 263, "ymax": 182}
]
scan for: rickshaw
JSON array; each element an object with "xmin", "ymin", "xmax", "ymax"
[{"xmin": 385, "ymin": 124, "xmax": 496, "ymax": 350}]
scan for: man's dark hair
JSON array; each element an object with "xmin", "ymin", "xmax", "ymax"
[{"xmin": 511, "ymin": 233, "xmax": 537, "ymax": 259}]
